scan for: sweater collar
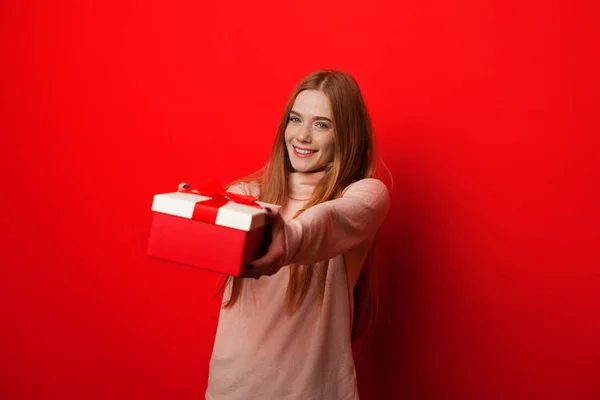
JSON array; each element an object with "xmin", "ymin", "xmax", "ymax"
[{"xmin": 287, "ymin": 171, "xmax": 325, "ymax": 201}]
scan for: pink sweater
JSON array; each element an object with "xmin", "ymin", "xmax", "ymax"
[{"xmin": 206, "ymin": 171, "xmax": 390, "ymax": 400}]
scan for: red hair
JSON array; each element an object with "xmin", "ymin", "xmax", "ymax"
[{"xmin": 220, "ymin": 70, "xmax": 382, "ymax": 341}]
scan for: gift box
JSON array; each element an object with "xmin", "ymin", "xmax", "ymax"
[{"xmin": 146, "ymin": 185, "xmax": 279, "ymax": 276}]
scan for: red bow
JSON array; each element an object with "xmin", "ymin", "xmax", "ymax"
[{"xmin": 178, "ymin": 182, "xmax": 262, "ymax": 223}]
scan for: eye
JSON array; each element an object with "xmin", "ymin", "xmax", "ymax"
[
  {"xmin": 316, "ymin": 122, "xmax": 329, "ymax": 129},
  {"xmin": 289, "ymin": 116, "xmax": 301, "ymax": 123}
]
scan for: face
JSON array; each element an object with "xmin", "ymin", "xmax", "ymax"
[{"xmin": 284, "ymin": 90, "xmax": 335, "ymax": 172}]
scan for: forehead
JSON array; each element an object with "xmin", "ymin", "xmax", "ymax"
[{"xmin": 292, "ymin": 90, "xmax": 332, "ymax": 117}]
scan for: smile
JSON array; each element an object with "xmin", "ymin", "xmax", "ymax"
[{"xmin": 293, "ymin": 146, "xmax": 318, "ymax": 157}]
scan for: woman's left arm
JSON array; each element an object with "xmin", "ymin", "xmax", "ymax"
[
  {"xmin": 243, "ymin": 178, "xmax": 390, "ymax": 278},
  {"xmin": 284, "ymin": 178, "xmax": 390, "ymax": 265}
]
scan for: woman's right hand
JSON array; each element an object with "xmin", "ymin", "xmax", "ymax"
[{"xmin": 241, "ymin": 207, "xmax": 287, "ymax": 280}]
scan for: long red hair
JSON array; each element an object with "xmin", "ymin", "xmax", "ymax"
[{"xmin": 219, "ymin": 70, "xmax": 381, "ymax": 341}]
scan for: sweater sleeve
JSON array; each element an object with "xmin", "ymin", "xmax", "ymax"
[{"xmin": 282, "ymin": 178, "xmax": 390, "ymax": 266}]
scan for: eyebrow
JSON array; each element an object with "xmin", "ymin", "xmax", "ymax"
[{"xmin": 290, "ymin": 109, "xmax": 332, "ymax": 123}]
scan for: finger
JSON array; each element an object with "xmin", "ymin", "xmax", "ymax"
[
  {"xmin": 263, "ymin": 209, "xmax": 283, "ymax": 247},
  {"xmin": 178, "ymin": 182, "xmax": 190, "ymax": 191},
  {"xmin": 242, "ymin": 258, "xmax": 274, "ymax": 278},
  {"xmin": 241, "ymin": 266, "xmax": 277, "ymax": 279},
  {"xmin": 264, "ymin": 207, "xmax": 282, "ymax": 222},
  {"xmin": 240, "ymin": 267, "xmax": 263, "ymax": 279},
  {"xmin": 263, "ymin": 206, "xmax": 278, "ymax": 215},
  {"xmin": 240, "ymin": 272, "xmax": 259, "ymax": 279},
  {"xmin": 248, "ymin": 252, "xmax": 278, "ymax": 270}
]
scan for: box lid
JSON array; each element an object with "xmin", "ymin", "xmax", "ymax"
[{"xmin": 151, "ymin": 191, "xmax": 279, "ymax": 232}]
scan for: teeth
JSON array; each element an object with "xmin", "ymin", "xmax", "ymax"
[{"xmin": 295, "ymin": 147, "xmax": 317, "ymax": 155}]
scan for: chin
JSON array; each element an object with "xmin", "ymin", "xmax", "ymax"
[
  {"xmin": 292, "ymin": 162, "xmax": 326, "ymax": 173},
  {"xmin": 291, "ymin": 164, "xmax": 311, "ymax": 173}
]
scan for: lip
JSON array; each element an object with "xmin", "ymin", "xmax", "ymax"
[
  {"xmin": 293, "ymin": 145, "xmax": 317, "ymax": 151},
  {"xmin": 292, "ymin": 145, "xmax": 318, "ymax": 158}
]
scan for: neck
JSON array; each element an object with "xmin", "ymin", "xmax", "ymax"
[
  {"xmin": 291, "ymin": 164, "xmax": 329, "ymax": 174},
  {"xmin": 288, "ymin": 169, "xmax": 325, "ymax": 201}
]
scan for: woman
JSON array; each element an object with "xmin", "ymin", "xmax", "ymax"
[{"xmin": 192, "ymin": 70, "xmax": 389, "ymax": 399}]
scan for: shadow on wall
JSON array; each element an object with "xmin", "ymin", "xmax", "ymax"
[{"xmin": 353, "ymin": 151, "xmax": 448, "ymax": 400}]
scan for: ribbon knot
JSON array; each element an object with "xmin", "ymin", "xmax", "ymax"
[{"xmin": 178, "ymin": 182, "xmax": 262, "ymax": 224}]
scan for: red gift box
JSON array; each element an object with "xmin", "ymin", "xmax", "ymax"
[{"xmin": 146, "ymin": 187, "xmax": 279, "ymax": 276}]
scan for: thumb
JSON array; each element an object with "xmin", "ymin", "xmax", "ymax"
[
  {"xmin": 249, "ymin": 251, "xmax": 277, "ymax": 269},
  {"xmin": 263, "ymin": 206, "xmax": 282, "ymax": 223}
]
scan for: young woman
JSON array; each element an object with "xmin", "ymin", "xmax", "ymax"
[{"xmin": 186, "ymin": 70, "xmax": 390, "ymax": 399}]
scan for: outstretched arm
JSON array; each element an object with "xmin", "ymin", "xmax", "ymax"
[{"xmin": 243, "ymin": 178, "xmax": 390, "ymax": 279}]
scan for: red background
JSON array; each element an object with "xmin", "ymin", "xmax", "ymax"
[{"xmin": 1, "ymin": 1, "xmax": 599, "ymax": 399}]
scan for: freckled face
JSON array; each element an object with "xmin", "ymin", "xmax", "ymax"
[{"xmin": 284, "ymin": 90, "xmax": 335, "ymax": 172}]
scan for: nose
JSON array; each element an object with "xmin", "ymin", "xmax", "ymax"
[{"xmin": 296, "ymin": 124, "xmax": 312, "ymax": 143}]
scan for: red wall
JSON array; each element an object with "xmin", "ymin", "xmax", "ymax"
[{"xmin": 1, "ymin": 1, "xmax": 598, "ymax": 399}]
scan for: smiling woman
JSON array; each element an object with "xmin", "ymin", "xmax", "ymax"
[
  {"xmin": 285, "ymin": 90, "xmax": 335, "ymax": 172},
  {"xmin": 198, "ymin": 70, "xmax": 390, "ymax": 400}
]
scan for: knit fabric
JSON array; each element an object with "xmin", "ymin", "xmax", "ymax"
[{"xmin": 206, "ymin": 172, "xmax": 390, "ymax": 400}]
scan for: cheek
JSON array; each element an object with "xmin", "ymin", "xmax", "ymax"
[
  {"xmin": 284, "ymin": 125, "xmax": 295, "ymax": 142},
  {"xmin": 327, "ymin": 143, "xmax": 335, "ymax": 158},
  {"xmin": 324, "ymin": 135, "xmax": 335, "ymax": 154}
]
